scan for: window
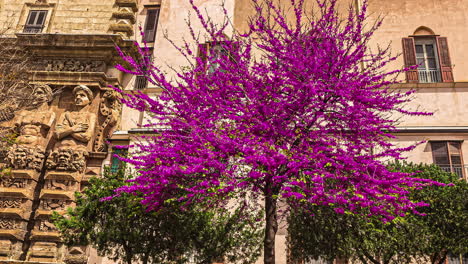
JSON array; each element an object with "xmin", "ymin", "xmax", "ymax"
[
  {"xmin": 143, "ymin": 8, "xmax": 160, "ymax": 43},
  {"xmin": 134, "ymin": 75, "xmax": 148, "ymax": 90},
  {"xmin": 415, "ymin": 38, "xmax": 441, "ymax": 83},
  {"xmin": 24, "ymin": 10, "xmax": 47, "ymax": 33},
  {"xmin": 402, "ymin": 36, "xmax": 453, "ymax": 83},
  {"xmin": 134, "ymin": 50, "xmax": 153, "ymax": 90},
  {"xmin": 431, "ymin": 141, "xmax": 465, "ymax": 179},
  {"xmin": 197, "ymin": 41, "xmax": 239, "ymax": 73},
  {"xmin": 110, "ymin": 148, "xmax": 128, "ymax": 174}
]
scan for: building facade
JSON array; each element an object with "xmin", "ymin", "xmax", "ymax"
[
  {"xmin": 0, "ymin": 0, "xmax": 466, "ymax": 263},
  {"xmin": 0, "ymin": 0, "xmax": 138, "ymax": 263}
]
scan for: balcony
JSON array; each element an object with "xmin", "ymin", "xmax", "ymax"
[
  {"xmin": 23, "ymin": 25, "xmax": 43, "ymax": 33},
  {"xmin": 418, "ymin": 69, "xmax": 441, "ymax": 83},
  {"xmin": 437, "ymin": 164, "xmax": 467, "ymax": 179}
]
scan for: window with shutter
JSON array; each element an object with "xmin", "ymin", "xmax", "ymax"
[
  {"xmin": 402, "ymin": 35, "xmax": 454, "ymax": 83},
  {"xmin": 143, "ymin": 8, "xmax": 160, "ymax": 43},
  {"xmin": 431, "ymin": 141, "xmax": 465, "ymax": 179},
  {"xmin": 402, "ymin": 37, "xmax": 419, "ymax": 83},
  {"xmin": 436, "ymin": 37, "xmax": 454, "ymax": 82},
  {"xmin": 24, "ymin": 10, "xmax": 48, "ymax": 33}
]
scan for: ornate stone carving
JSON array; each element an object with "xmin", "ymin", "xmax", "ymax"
[
  {"xmin": 54, "ymin": 85, "xmax": 96, "ymax": 151},
  {"xmin": 94, "ymin": 90, "xmax": 122, "ymax": 152},
  {"xmin": 0, "ymin": 106, "xmax": 14, "ymax": 122},
  {"xmin": 37, "ymin": 220, "xmax": 57, "ymax": 232},
  {"xmin": 44, "ymin": 179, "xmax": 73, "ymax": 191},
  {"xmin": 46, "ymin": 148, "xmax": 87, "ymax": 172},
  {"xmin": 65, "ymin": 246, "xmax": 87, "ymax": 264},
  {"xmin": 0, "ymin": 218, "xmax": 20, "ymax": 230},
  {"xmin": 5, "ymin": 145, "xmax": 45, "ymax": 171},
  {"xmin": 0, "ymin": 176, "xmax": 29, "ymax": 188},
  {"xmin": 40, "ymin": 199, "xmax": 66, "ymax": 210},
  {"xmin": 48, "ymin": 85, "xmax": 96, "ymax": 173},
  {"xmin": 5, "ymin": 84, "xmax": 55, "ymax": 170},
  {"xmin": 41, "ymin": 59, "xmax": 105, "ymax": 72},
  {"xmin": 0, "ymin": 198, "xmax": 22, "ymax": 208}
]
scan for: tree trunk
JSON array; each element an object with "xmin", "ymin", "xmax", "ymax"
[{"xmin": 264, "ymin": 194, "xmax": 278, "ymax": 264}]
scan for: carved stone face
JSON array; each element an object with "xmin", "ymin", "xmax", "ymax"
[
  {"xmin": 13, "ymin": 149, "xmax": 28, "ymax": 168},
  {"xmin": 30, "ymin": 151, "xmax": 45, "ymax": 171},
  {"xmin": 31, "ymin": 87, "xmax": 49, "ymax": 107},
  {"xmin": 56, "ymin": 150, "xmax": 72, "ymax": 170},
  {"xmin": 74, "ymin": 90, "xmax": 90, "ymax": 107}
]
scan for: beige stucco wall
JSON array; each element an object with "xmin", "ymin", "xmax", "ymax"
[
  {"xmin": 367, "ymin": 0, "xmax": 468, "ymax": 82},
  {"xmin": 115, "ymin": 0, "xmax": 468, "ymax": 263}
]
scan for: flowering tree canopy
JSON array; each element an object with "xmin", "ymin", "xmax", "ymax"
[{"xmin": 114, "ymin": 0, "xmax": 436, "ymax": 263}]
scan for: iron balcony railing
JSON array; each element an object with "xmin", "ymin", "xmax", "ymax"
[
  {"xmin": 418, "ymin": 69, "xmax": 441, "ymax": 83},
  {"xmin": 437, "ymin": 164, "xmax": 468, "ymax": 179},
  {"xmin": 23, "ymin": 25, "xmax": 44, "ymax": 33}
]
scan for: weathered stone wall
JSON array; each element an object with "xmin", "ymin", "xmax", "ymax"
[{"xmin": 0, "ymin": 0, "xmax": 137, "ymax": 38}]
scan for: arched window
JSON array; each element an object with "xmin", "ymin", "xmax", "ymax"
[{"xmin": 402, "ymin": 27, "xmax": 453, "ymax": 83}]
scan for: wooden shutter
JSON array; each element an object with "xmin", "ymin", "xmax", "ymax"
[
  {"xmin": 196, "ymin": 43, "xmax": 210, "ymax": 69},
  {"xmin": 143, "ymin": 8, "xmax": 160, "ymax": 43},
  {"xmin": 436, "ymin": 37, "xmax": 454, "ymax": 82},
  {"xmin": 402, "ymin": 37, "xmax": 419, "ymax": 83}
]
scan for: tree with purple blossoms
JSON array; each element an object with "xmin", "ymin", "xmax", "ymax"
[{"xmin": 114, "ymin": 0, "xmax": 436, "ymax": 263}]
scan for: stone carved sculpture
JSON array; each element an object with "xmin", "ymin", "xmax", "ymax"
[
  {"xmin": 45, "ymin": 179, "xmax": 71, "ymax": 191},
  {"xmin": 40, "ymin": 199, "xmax": 66, "ymax": 210},
  {"xmin": 5, "ymin": 84, "xmax": 55, "ymax": 170},
  {"xmin": 0, "ymin": 218, "xmax": 19, "ymax": 230},
  {"xmin": 38, "ymin": 220, "xmax": 57, "ymax": 232},
  {"xmin": 0, "ymin": 198, "xmax": 22, "ymax": 208},
  {"xmin": 46, "ymin": 148, "xmax": 87, "ymax": 172},
  {"xmin": 42, "ymin": 59, "xmax": 105, "ymax": 72},
  {"xmin": 6, "ymin": 145, "xmax": 45, "ymax": 171},
  {"xmin": 47, "ymin": 85, "xmax": 96, "ymax": 172},
  {"xmin": 0, "ymin": 176, "xmax": 28, "ymax": 188},
  {"xmin": 94, "ymin": 90, "xmax": 122, "ymax": 152}
]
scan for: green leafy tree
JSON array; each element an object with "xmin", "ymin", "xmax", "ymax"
[
  {"xmin": 288, "ymin": 162, "xmax": 468, "ymax": 264},
  {"xmin": 53, "ymin": 168, "xmax": 262, "ymax": 264}
]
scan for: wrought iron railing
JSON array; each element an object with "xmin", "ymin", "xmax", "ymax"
[
  {"xmin": 23, "ymin": 25, "xmax": 43, "ymax": 33},
  {"xmin": 418, "ymin": 69, "xmax": 441, "ymax": 83},
  {"xmin": 134, "ymin": 75, "xmax": 148, "ymax": 90},
  {"xmin": 437, "ymin": 164, "xmax": 467, "ymax": 179}
]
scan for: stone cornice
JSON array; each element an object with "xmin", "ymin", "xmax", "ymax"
[{"xmin": 390, "ymin": 82, "xmax": 468, "ymax": 89}]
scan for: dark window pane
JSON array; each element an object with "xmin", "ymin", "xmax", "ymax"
[
  {"xmin": 36, "ymin": 11, "xmax": 46, "ymax": 25},
  {"xmin": 428, "ymin": 58, "xmax": 437, "ymax": 69},
  {"xmin": 449, "ymin": 142, "xmax": 461, "ymax": 154},
  {"xmin": 110, "ymin": 148, "xmax": 128, "ymax": 173},
  {"xmin": 417, "ymin": 58, "xmax": 425, "ymax": 69},
  {"xmin": 425, "ymin": 44, "xmax": 435, "ymax": 57},
  {"xmin": 432, "ymin": 142, "xmax": 449, "ymax": 165},
  {"xmin": 450, "ymin": 155, "xmax": 462, "ymax": 166},
  {"xmin": 27, "ymin": 11, "xmax": 37, "ymax": 25},
  {"xmin": 415, "ymin": 45, "xmax": 424, "ymax": 55}
]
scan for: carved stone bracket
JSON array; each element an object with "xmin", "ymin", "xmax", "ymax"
[
  {"xmin": 94, "ymin": 90, "xmax": 122, "ymax": 152},
  {"xmin": 36, "ymin": 59, "xmax": 106, "ymax": 72}
]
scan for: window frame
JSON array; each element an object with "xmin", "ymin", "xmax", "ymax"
[
  {"xmin": 402, "ymin": 34, "xmax": 453, "ymax": 83},
  {"xmin": 142, "ymin": 7, "xmax": 160, "ymax": 43},
  {"xmin": 430, "ymin": 141, "xmax": 465, "ymax": 179},
  {"xmin": 197, "ymin": 41, "xmax": 239, "ymax": 74},
  {"xmin": 24, "ymin": 10, "xmax": 48, "ymax": 33}
]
